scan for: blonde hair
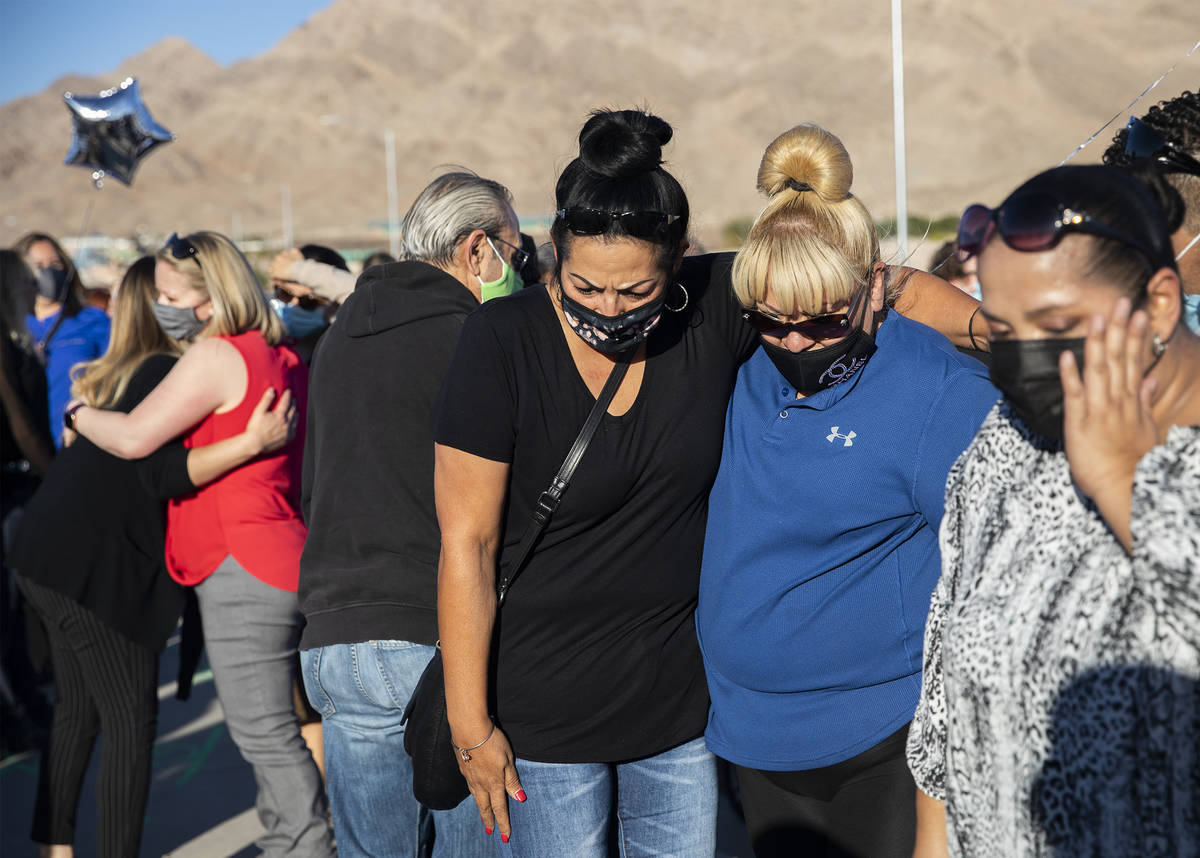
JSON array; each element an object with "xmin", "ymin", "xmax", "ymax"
[
  {"xmin": 156, "ymin": 231, "xmax": 283, "ymax": 345},
  {"xmin": 732, "ymin": 124, "xmax": 881, "ymax": 314},
  {"xmin": 72, "ymin": 256, "xmax": 182, "ymax": 409}
]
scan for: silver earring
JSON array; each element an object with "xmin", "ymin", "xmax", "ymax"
[
  {"xmin": 665, "ymin": 283, "xmax": 689, "ymax": 313},
  {"xmin": 1152, "ymin": 332, "xmax": 1168, "ymax": 357}
]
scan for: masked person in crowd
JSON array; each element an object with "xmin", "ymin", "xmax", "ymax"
[
  {"xmin": 696, "ymin": 124, "xmax": 998, "ymax": 858},
  {"xmin": 929, "ymin": 240, "xmax": 981, "ymax": 299},
  {"xmin": 1103, "ymin": 89, "xmax": 1200, "ymax": 335},
  {"xmin": 297, "ymin": 171, "xmax": 520, "ymax": 858},
  {"xmin": 907, "ymin": 165, "xmax": 1200, "ymax": 857},
  {"xmin": 16, "ymin": 233, "xmax": 110, "ymax": 445},
  {"xmin": 8, "ymin": 256, "xmax": 295, "ymax": 858},
  {"xmin": 269, "ymin": 244, "xmax": 347, "ymax": 365},
  {"xmin": 68, "ymin": 232, "xmax": 332, "ymax": 858},
  {"xmin": 433, "ymin": 109, "xmax": 983, "ymax": 857}
]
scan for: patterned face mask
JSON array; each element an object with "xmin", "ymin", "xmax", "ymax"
[{"xmin": 558, "ymin": 285, "xmax": 665, "ymax": 354}]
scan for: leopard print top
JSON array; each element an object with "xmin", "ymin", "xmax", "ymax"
[{"xmin": 906, "ymin": 402, "xmax": 1200, "ymax": 857}]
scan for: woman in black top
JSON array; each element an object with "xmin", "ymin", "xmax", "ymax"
[
  {"xmin": 8, "ymin": 257, "xmax": 296, "ymax": 858},
  {"xmin": 435, "ymin": 110, "xmax": 986, "ymax": 856}
]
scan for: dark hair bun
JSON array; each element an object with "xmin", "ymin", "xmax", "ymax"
[{"xmin": 578, "ymin": 109, "xmax": 673, "ymax": 179}]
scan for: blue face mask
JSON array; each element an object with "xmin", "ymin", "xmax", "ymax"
[
  {"xmin": 1184, "ymin": 292, "xmax": 1200, "ymax": 337},
  {"xmin": 270, "ymin": 297, "xmax": 328, "ymax": 339}
]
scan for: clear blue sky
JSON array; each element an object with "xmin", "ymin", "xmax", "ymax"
[{"xmin": 0, "ymin": 0, "xmax": 334, "ymax": 105}]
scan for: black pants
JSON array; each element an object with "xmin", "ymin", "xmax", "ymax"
[
  {"xmin": 736, "ymin": 724, "xmax": 916, "ymax": 858},
  {"xmin": 17, "ymin": 576, "xmax": 158, "ymax": 858}
]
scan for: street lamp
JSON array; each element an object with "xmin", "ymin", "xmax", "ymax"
[{"xmin": 320, "ymin": 114, "xmax": 401, "ymax": 258}]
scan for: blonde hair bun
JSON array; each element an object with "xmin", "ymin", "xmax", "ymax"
[{"xmin": 756, "ymin": 123, "xmax": 853, "ymax": 203}]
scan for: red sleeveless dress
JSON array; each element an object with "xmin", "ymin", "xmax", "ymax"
[{"xmin": 165, "ymin": 331, "xmax": 308, "ymax": 591}]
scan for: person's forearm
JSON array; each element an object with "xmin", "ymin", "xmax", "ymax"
[
  {"xmin": 893, "ymin": 268, "xmax": 989, "ymax": 351},
  {"xmin": 439, "ymin": 536, "xmax": 500, "ymax": 747},
  {"xmin": 73, "ymin": 406, "xmax": 162, "ymax": 459},
  {"xmin": 913, "ymin": 788, "xmax": 949, "ymax": 858},
  {"xmin": 185, "ymin": 431, "xmax": 265, "ymax": 488}
]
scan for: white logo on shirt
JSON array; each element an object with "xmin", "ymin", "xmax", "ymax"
[{"xmin": 826, "ymin": 426, "xmax": 857, "ymax": 447}]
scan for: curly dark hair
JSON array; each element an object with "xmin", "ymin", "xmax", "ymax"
[{"xmin": 1102, "ymin": 89, "xmax": 1200, "ymax": 233}]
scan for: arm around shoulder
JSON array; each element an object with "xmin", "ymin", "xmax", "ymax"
[{"xmin": 892, "ymin": 268, "xmax": 988, "ymax": 351}]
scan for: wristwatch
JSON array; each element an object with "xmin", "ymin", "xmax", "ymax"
[{"xmin": 63, "ymin": 401, "xmax": 86, "ymax": 432}]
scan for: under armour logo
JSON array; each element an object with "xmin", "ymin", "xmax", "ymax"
[{"xmin": 826, "ymin": 426, "xmax": 856, "ymax": 447}]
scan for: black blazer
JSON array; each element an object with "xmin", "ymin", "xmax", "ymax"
[{"xmin": 9, "ymin": 354, "xmax": 195, "ymax": 651}]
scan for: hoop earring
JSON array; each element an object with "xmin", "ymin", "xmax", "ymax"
[{"xmin": 665, "ymin": 282, "xmax": 689, "ymax": 313}]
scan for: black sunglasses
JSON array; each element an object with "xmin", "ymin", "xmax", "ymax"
[
  {"xmin": 273, "ymin": 285, "xmax": 324, "ymax": 312},
  {"xmin": 556, "ymin": 207, "xmax": 681, "ymax": 241},
  {"xmin": 955, "ymin": 193, "xmax": 1158, "ymax": 264},
  {"xmin": 488, "ymin": 235, "xmax": 530, "ymax": 271},
  {"xmin": 163, "ymin": 232, "xmax": 200, "ymax": 265},
  {"xmin": 742, "ymin": 278, "xmax": 870, "ymax": 341},
  {"xmin": 1123, "ymin": 116, "xmax": 1200, "ymax": 177}
]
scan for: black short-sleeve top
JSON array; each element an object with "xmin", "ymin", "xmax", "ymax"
[{"xmin": 433, "ymin": 251, "xmax": 755, "ymax": 763}]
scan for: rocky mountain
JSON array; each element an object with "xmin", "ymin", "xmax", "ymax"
[{"xmin": 1, "ymin": 0, "xmax": 1198, "ymax": 250}]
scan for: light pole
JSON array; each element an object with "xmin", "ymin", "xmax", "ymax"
[
  {"xmin": 320, "ymin": 114, "xmax": 401, "ymax": 258},
  {"xmin": 891, "ymin": 0, "xmax": 908, "ymax": 259}
]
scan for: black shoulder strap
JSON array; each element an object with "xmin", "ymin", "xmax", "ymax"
[
  {"xmin": 496, "ymin": 350, "xmax": 632, "ymax": 605},
  {"xmin": 36, "ymin": 311, "xmax": 69, "ymax": 356}
]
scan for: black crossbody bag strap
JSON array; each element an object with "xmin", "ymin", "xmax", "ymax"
[{"xmin": 496, "ymin": 350, "xmax": 632, "ymax": 605}]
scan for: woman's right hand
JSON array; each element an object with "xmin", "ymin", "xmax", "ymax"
[
  {"xmin": 455, "ymin": 722, "xmax": 525, "ymax": 842},
  {"xmin": 242, "ymin": 388, "xmax": 297, "ymax": 455}
]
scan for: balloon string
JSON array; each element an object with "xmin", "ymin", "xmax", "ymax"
[{"xmin": 77, "ymin": 191, "xmax": 97, "ymax": 238}]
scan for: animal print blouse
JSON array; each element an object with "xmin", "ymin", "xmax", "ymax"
[{"xmin": 906, "ymin": 402, "xmax": 1200, "ymax": 857}]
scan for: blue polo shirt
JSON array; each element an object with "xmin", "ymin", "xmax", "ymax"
[
  {"xmin": 27, "ymin": 307, "xmax": 111, "ymax": 446},
  {"xmin": 697, "ymin": 313, "xmax": 998, "ymax": 771}
]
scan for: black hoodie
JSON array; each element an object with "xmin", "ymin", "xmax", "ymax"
[{"xmin": 298, "ymin": 260, "xmax": 479, "ymax": 650}]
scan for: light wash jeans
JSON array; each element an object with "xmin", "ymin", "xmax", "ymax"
[
  {"xmin": 301, "ymin": 640, "xmax": 490, "ymax": 858},
  {"xmin": 496, "ymin": 736, "xmax": 717, "ymax": 858},
  {"xmin": 194, "ymin": 556, "xmax": 334, "ymax": 858}
]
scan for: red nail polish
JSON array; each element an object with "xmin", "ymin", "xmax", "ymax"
[
  {"xmin": 515, "ymin": 789, "xmax": 527, "ymax": 802},
  {"xmin": 501, "ymin": 833, "xmax": 510, "ymax": 843},
  {"xmin": 485, "ymin": 826, "xmax": 493, "ymax": 836}
]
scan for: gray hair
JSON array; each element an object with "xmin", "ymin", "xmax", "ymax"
[{"xmin": 400, "ymin": 172, "xmax": 514, "ymax": 265}]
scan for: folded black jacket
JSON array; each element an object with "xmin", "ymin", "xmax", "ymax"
[{"xmin": 298, "ymin": 260, "xmax": 479, "ymax": 650}]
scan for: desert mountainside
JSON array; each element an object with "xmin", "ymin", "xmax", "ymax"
[{"xmin": 1, "ymin": 0, "xmax": 1198, "ymax": 248}]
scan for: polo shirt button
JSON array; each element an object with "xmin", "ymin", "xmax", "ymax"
[
  {"xmin": 780, "ymin": 387, "xmax": 790, "ymax": 396},
  {"xmin": 779, "ymin": 410, "xmax": 788, "ymax": 418}
]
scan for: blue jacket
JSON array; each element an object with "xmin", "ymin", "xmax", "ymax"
[
  {"xmin": 697, "ymin": 314, "xmax": 998, "ymax": 770},
  {"xmin": 27, "ymin": 307, "xmax": 111, "ymax": 446}
]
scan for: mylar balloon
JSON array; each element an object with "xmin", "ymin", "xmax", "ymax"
[{"xmin": 63, "ymin": 77, "xmax": 174, "ymax": 187}]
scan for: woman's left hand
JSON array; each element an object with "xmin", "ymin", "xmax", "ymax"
[{"xmin": 1060, "ymin": 297, "xmax": 1159, "ymax": 552}]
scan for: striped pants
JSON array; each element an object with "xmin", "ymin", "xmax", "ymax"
[{"xmin": 17, "ymin": 575, "xmax": 158, "ymax": 858}]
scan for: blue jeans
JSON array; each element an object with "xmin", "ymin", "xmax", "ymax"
[
  {"xmin": 300, "ymin": 641, "xmax": 490, "ymax": 858},
  {"xmin": 497, "ymin": 736, "xmax": 717, "ymax": 858}
]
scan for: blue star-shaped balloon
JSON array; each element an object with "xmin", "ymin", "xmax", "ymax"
[{"xmin": 63, "ymin": 77, "xmax": 175, "ymax": 187}]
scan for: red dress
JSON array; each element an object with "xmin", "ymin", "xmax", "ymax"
[{"xmin": 165, "ymin": 331, "xmax": 308, "ymax": 591}]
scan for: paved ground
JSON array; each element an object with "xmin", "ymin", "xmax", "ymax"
[{"xmin": 1, "ymin": 639, "xmax": 753, "ymax": 857}]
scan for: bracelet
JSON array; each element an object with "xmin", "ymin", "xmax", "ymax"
[
  {"xmin": 967, "ymin": 306, "xmax": 983, "ymax": 352},
  {"xmin": 452, "ymin": 721, "xmax": 496, "ymax": 762},
  {"xmin": 63, "ymin": 401, "xmax": 86, "ymax": 432}
]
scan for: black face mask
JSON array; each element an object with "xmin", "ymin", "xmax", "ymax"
[
  {"xmin": 762, "ymin": 326, "xmax": 878, "ymax": 395},
  {"xmin": 35, "ymin": 267, "xmax": 68, "ymax": 301},
  {"xmin": 558, "ymin": 286, "xmax": 666, "ymax": 354},
  {"xmin": 988, "ymin": 338, "xmax": 1086, "ymax": 441}
]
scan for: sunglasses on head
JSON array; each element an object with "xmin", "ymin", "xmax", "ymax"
[
  {"xmin": 488, "ymin": 235, "xmax": 530, "ymax": 271},
  {"xmin": 163, "ymin": 232, "xmax": 200, "ymax": 264},
  {"xmin": 556, "ymin": 207, "xmax": 680, "ymax": 241},
  {"xmin": 1123, "ymin": 116, "xmax": 1200, "ymax": 177},
  {"xmin": 955, "ymin": 193, "xmax": 1158, "ymax": 264},
  {"xmin": 742, "ymin": 278, "xmax": 870, "ymax": 341}
]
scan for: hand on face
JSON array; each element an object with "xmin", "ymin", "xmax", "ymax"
[
  {"xmin": 267, "ymin": 248, "xmax": 304, "ymax": 283},
  {"xmin": 1059, "ymin": 296, "xmax": 1160, "ymax": 507}
]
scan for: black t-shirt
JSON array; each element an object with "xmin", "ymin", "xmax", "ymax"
[{"xmin": 433, "ymin": 252, "xmax": 756, "ymax": 763}]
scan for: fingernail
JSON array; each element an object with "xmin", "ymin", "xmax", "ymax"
[
  {"xmin": 484, "ymin": 825, "xmax": 493, "ymax": 836},
  {"xmin": 501, "ymin": 833, "xmax": 510, "ymax": 843},
  {"xmin": 515, "ymin": 789, "xmax": 527, "ymax": 802}
]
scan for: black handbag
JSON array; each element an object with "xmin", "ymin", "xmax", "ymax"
[{"xmin": 402, "ymin": 352, "xmax": 632, "ymax": 810}]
